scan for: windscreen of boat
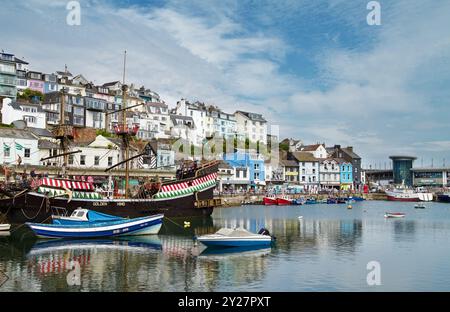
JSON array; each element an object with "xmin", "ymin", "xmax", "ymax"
[{"xmin": 216, "ymin": 228, "xmax": 254, "ymax": 237}]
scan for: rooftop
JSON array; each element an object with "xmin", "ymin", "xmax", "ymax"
[
  {"xmin": 292, "ymin": 152, "xmax": 319, "ymax": 162},
  {"xmin": 0, "ymin": 128, "xmax": 36, "ymax": 140},
  {"xmin": 235, "ymin": 111, "xmax": 267, "ymax": 123}
]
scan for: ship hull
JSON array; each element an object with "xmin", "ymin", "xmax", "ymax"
[
  {"xmin": 263, "ymin": 197, "xmax": 277, "ymax": 205},
  {"xmin": 386, "ymin": 195, "xmax": 420, "ymax": 202},
  {"xmin": 438, "ymin": 195, "xmax": 450, "ymax": 203},
  {"xmin": 0, "ymin": 187, "xmax": 215, "ymax": 224},
  {"xmin": 276, "ymin": 198, "xmax": 292, "ymax": 205}
]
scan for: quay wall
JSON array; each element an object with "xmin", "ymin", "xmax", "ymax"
[{"xmin": 216, "ymin": 193, "xmax": 388, "ymax": 207}]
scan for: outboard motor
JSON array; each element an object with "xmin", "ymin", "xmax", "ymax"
[{"xmin": 258, "ymin": 228, "xmax": 271, "ymax": 236}]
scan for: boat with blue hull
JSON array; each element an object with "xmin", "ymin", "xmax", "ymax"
[
  {"xmin": 26, "ymin": 209, "xmax": 163, "ymax": 239},
  {"xmin": 437, "ymin": 193, "xmax": 450, "ymax": 203},
  {"xmin": 196, "ymin": 228, "xmax": 273, "ymax": 248}
]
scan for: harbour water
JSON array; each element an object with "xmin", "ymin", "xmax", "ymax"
[{"xmin": 1, "ymin": 201, "xmax": 450, "ymax": 292}]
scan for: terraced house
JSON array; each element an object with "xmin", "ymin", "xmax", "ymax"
[{"xmin": 0, "ymin": 52, "xmax": 18, "ymax": 100}]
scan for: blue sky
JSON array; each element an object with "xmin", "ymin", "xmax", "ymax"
[{"xmin": 1, "ymin": 0, "xmax": 449, "ymax": 167}]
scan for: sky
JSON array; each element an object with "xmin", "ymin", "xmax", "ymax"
[{"xmin": 1, "ymin": 0, "xmax": 449, "ymax": 167}]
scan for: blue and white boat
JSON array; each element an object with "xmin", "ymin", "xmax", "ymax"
[
  {"xmin": 26, "ymin": 208, "xmax": 164, "ymax": 239},
  {"xmin": 196, "ymin": 227, "xmax": 273, "ymax": 248}
]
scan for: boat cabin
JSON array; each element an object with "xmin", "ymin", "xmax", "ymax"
[{"xmin": 68, "ymin": 209, "xmax": 89, "ymax": 221}]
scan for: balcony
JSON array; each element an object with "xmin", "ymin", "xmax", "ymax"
[
  {"xmin": 0, "ymin": 77, "xmax": 17, "ymax": 86},
  {"xmin": 86, "ymin": 101, "xmax": 106, "ymax": 111}
]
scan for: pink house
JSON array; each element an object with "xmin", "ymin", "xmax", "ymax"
[{"xmin": 27, "ymin": 71, "xmax": 45, "ymax": 93}]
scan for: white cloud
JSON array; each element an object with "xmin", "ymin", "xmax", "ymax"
[{"xmin": 1, "ymin": 0, "xmax": 449, "ymax": 164}]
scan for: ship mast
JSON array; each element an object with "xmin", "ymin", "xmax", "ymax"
[
  {"xmin": 121, "ymin": 51, "xmax": 130, "ymax": 198},
  {"xmin": 55, "ymin": 87, "xmax": 73, "ymax": 178}
]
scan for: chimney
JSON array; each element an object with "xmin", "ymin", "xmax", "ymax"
[{"xmin": 347, "ymin": 146, "xmax": 353, "ymax": 152}]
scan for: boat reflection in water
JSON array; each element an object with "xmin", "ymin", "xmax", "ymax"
[
  {"xmin": 198, "ymin": 245, "xmax": 271, "ymax": 259},
  {"xmin": 27, "ymin": 237, "xmax": 163, "ymax": 275}
]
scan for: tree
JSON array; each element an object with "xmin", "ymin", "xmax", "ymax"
[{"xmin": 17, "ymin": 88, "xmax": 45, "ymax": 101}]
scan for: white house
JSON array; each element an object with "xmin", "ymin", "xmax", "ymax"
[
  {"xmin": 1, "ymin": 98, "xmax": 47, "ymax": 129},
  {"xmin": 299, "ymin": 143, "xmax": 327, "ymax": 159},
  {"xmin": 319, "ymin": 158, "xmax": 341, "ymax": 189},
  {"xmin": 169, "ymin": 114, "xmax": 197, "ymax": 146},
  {"xmin": 0, "ymin": 128, "xmax": 40, "ymax": 166},
  {"xmin": 292, "ymin": 151, "xmax": 320, "ymax": 192},
  {"xmin": 68, "ymin": 135, "xmax": 122, "ymax": 170},
  {"xmin": 174, "ymin": 99, "xmax": 207, "ymax": 145},
  {"xmin": 235, "ymin": 111, "xmax": 267, "ymax": 145}
]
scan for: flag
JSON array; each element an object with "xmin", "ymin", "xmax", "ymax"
[{"xmin": 15, "ymin": 142, "xmax": 24, "ymax": 151}]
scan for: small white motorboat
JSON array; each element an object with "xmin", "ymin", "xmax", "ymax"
[
  {"xmin": 196, "ymin": 227, "xmax": 274, "ymax": 248},
  {"xmin": 384, "ymin": 212, "xmax": 406, "ymax": 218},
  {"xmin": 0, "ymin": 224, "xmax": 11, "ymax": 231}
]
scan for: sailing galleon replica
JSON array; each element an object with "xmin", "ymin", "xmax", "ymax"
[{"xmin": 0, "ymin": 53, "xmax": 220, "ymax": 224}]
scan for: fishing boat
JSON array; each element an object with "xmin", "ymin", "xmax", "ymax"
[
  {"xmin": 0, "ymin": 53, "xmax": 220, "ymax": 224},
  {"xmin": 384, "ymin": 212, "xmax": 406, "ymax": 218},
  {"xmin": 263, "ymin": 195, "xmax": 277, "ymax": 206},
  {"xmin": 305, "ymin": 198, "xmax": 316, "ymax": 205},
  {"xmin": 0, "ymin": 224, "xmax": 11, "ymax": 231},
  {"xmin": 276, "ymin": 195, "xmax": 292, "ymax": 205},
  {"xmin": 437, "ymin": 192, "xmax": 450, "ymax": 203},
  {"xmin": 385, "ymin": 183, "xmax": 433, "ymax": 202},
  {"xmin": 196, "ymin": 227, "xmax": 274, "ymax": 248},
  {"xmin": 291, "ymin": 198, "xmax": 305, "ymax": 205},
  {"xmin": 26, "ymin": 210, "xmax": 164, "ymax": 239},
  {"xmin": 327, "ymin": 198, "xmax": 338, "ymax": 204}
]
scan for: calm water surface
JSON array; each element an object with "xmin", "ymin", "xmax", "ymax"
[{"xmin": 1, "ymin": 201, "xmax": 450, "ymax": 291}]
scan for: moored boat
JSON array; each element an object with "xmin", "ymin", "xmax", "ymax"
[
  {"xmin": 385, "ymin": 185, "xmax": 433, "ymax": 202},
  {"xmin": 263, "ymin": 196, "xmax": 278, "ymax": 206},
  {"xmin": 276, "ymin": 195, "xmax": 292, "ymax": 205},
  {"xmin": 384, "ymin": 212, "xmax": 406, "ymax": 218},
  {"xmin": 196, "ymin": 227, "xmax": 274, "ymax": 248},
  {"xmin": 437, "ymin": 193, "xmax": 450, "ymax": 203},
  {"xmin": 0, "ymin": 224, "xmax": 11, "ymax": 231},
  {"xmin": 305, "ymin": 198, "xmax": 316, "ymax": 205},
  {"xmin": 414, "ymin": 204, "xmax": 426, "ymax": 209},
  {"xmin": 26, "ymin": 209, "xmax": 164, "ymax": 239},
  {"xmin": 0, "ymin": 162, "xmax": 220, "ymax": 224}
]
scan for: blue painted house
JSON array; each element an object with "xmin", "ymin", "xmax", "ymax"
[
  {"xmin": 224, "ymin": 150, "xmax": 265, "ymax": 190},
  {"xmin": 339, "ymin": 160, "xmax": 353, "ymax": 190}
]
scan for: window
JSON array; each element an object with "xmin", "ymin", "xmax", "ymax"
[
  {"xmin": 243, "ymin": 170, "xmax": 247, "ymax": 178},
  {"xmin": 24, "ymin": 116, "xmax": 37, "ymax": 124},
  {"xmin": 4, "ymin": 146, "xmax": 10, "ymax": 157},
  {"xmin": 254, "ymin": 173, "xmax": 258, "ymax": 180},
  {"xmin": 94, "ymin": 156, "xmax": 100, "ymax": 166},
  {"xmin": 312, "ymin": 169, "xmax": 316, "ymax": 174},
  {"xmin": 73, "ymin": 107, "xmax": 84, "ymax": 116},
  {"xmin": 68, "ymin": 155, "xmax": 74, "ymax": 165},
  {"xmin": 108, "ymin": 157, "xmax": 113, "ymax": 167},
  {"xmin": 24, "ymin": 148, "xmax": 30, "ymax": 158},
  {"xmin": 80, "ymin": 155, "xmax": 86, "ymax": 165}
]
